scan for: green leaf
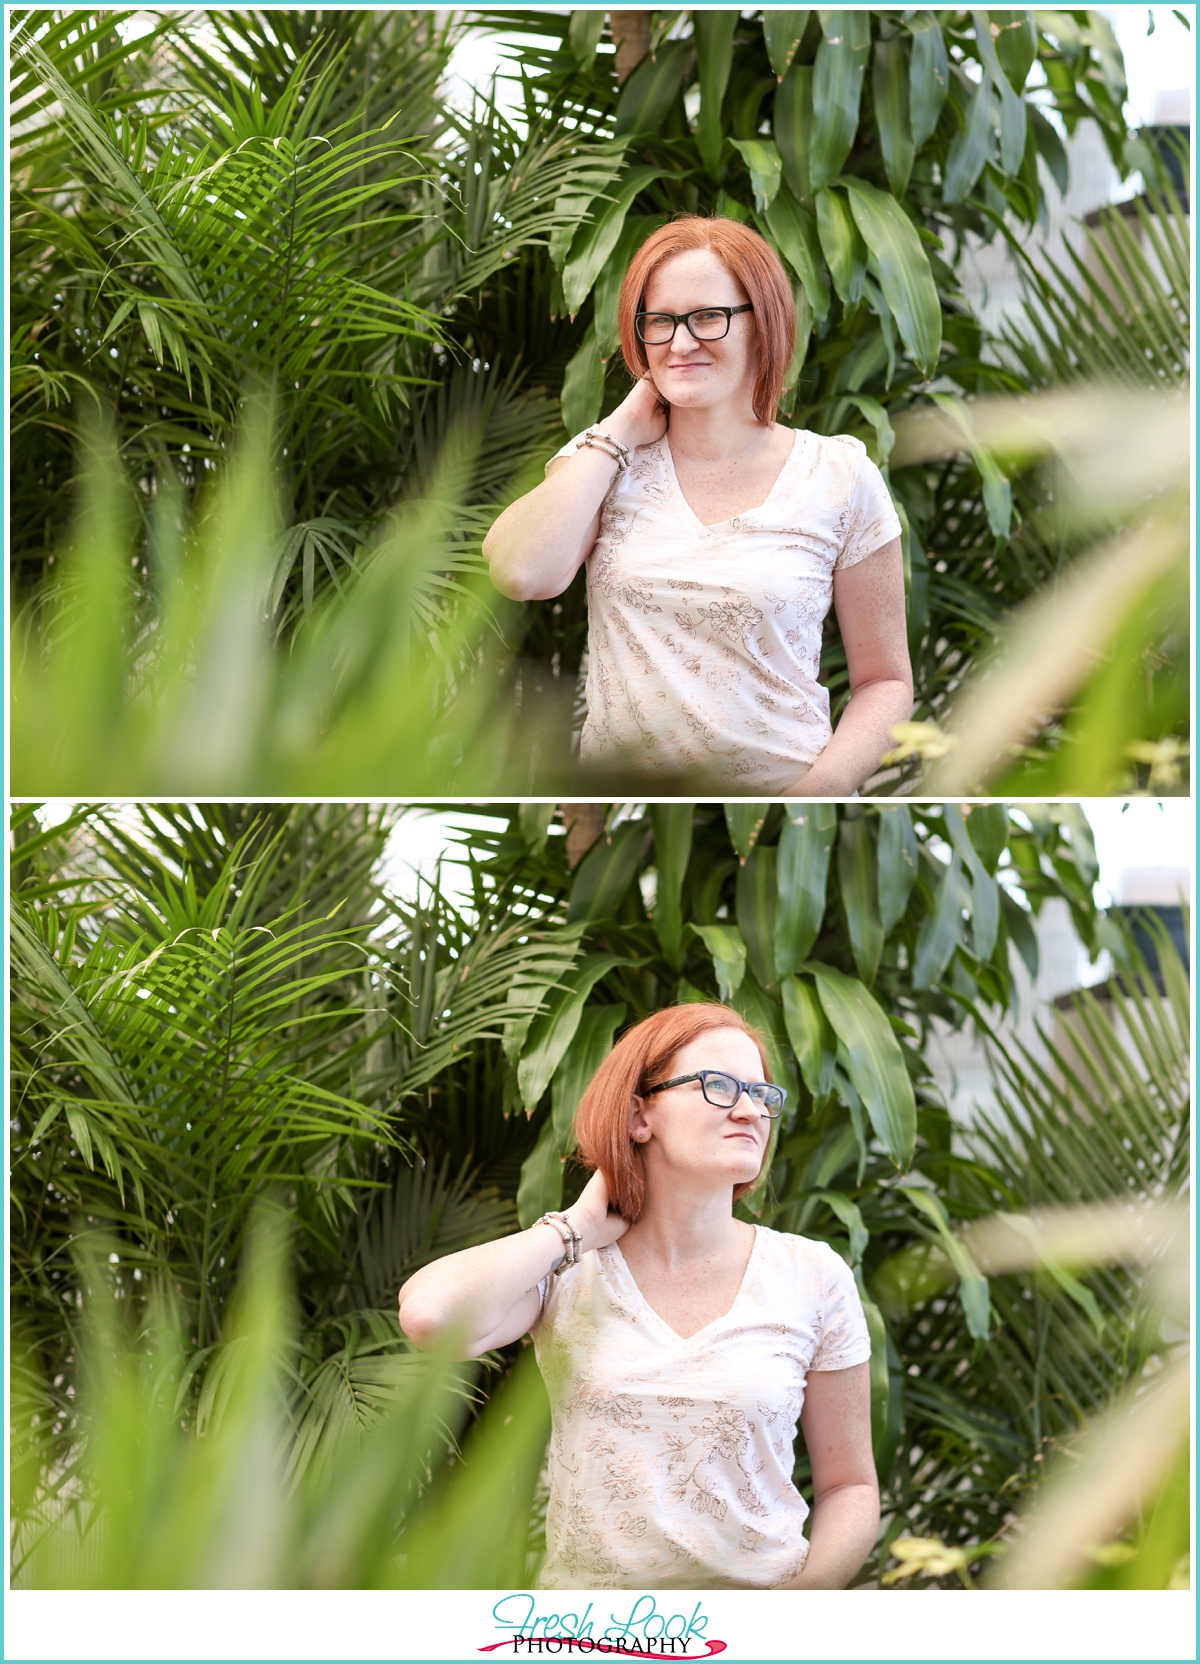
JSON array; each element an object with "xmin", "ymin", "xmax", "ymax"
[
  {"xmin": 855, "ymin": 1276, "xmax": 900, "ymax": 1483},
  {"xmin": 562, "ymin": 165, "xmax": 664, "ymax": 314},
  {"xmin": 551, "ymin": 1002, "xmax": 627, "ymax": 1142},
  {"xmin": 816, "ymin": 186, "xmax": 866, "ymax": 308},
  {"xmin": 943, "ymin": 72, "xmax": 994, "ymax": 204},
  {"xmin": 928, "ymin": 392, "xmax": 1012, "ymax": 540},
  {"xmin": 810, "ymin": 10, "xmax": 871, "ymax": 191},
  {"xmin": 725, "ymin": 804, "xmax": 769, "ymax": 862},
  {"xmin": 837, "ymin": 813, "xmax": 883, "ymax": 986},
  {"xmin": 694, "ymin": 10, "xmax": 738, "ymax": 178},
  {"xmin": 943, "ymin": 804, "xmax": 999, "ymax": 963},
  {"xmin": 972, "ymin": 10, "xmax": 1026, "ymax": 176},
  {"xmin": 730, "ymin": 138, "xmax": 783, "ymax": 213},
  {"xmin": 568, "ymin": 9, "xmax": 606, "ymax": 65},
  {"xmin": 907, "ymin": 12, "xmax": 950, "ymax": 149},
  {"xmin": 736, "ymin": 844, "xmax": 778, "ymax": 992},
  {"xmin": 517, "ymin": 803, "xmax": 555, "ymax": 855},
  {"xmin": 781, "ymin": 974, "xmax": 836, "ymax": 1100},
  {"xmin": 560, "ymin": 326, "xmax": 604, "ymax": 434},
  {"xmin": 773, "ymin": 63, "xmax": 814, "ymax": 203},
  {"xmin": 775, "ymin": 802, "xmax": 837, "ymax": 979},
  {"xmin": 843, "ymin": 176, "xmax": 941, "ymax": 378},
  {"xmin": 912, "ymin": 851, "xmax": 965, "ymax": 990},
  {"xmin": 567, "ymin": 819, "xmax": 646, "ymax": 923},
  {"xmin": 516, "ymin": 1116, "xmax": 564, "ymax": 1228},
  {"xmin": 763, "ymin": 10, "xmax": 811, "ymax": 79},
  {"xmin": 966, "ymin": 803, "xmax": 1009, "ymax": 873},
  {"xmin": 1029, "ymin": 105, "xmax": 1069, "ymax": 196},
  {"xmin": 876, "ymin": 805, "xmax": 919, "ymax": 935},
  {"xmin": 871, "ymin": 32, "xmax": 915, "ymax": 197},
  {"xmin": 614, "ymin": 38, "xmax": 691, "ymax": 138},
  {"xmin": 844, "ymin": 392, "xmax": 895, "ymax": 468},
  {"xmin": 594, "ymin": 214, "xmax": 660, "ymax": 359},
  {"xmin": 729, "ymin": 973, "xmax": 800, "ymax": 1115},
  {"xmin": 761, "ymin": 186, "xmax": 830, "ymax": 322},
  {"xmin": 649, "ymin": 805, "xmax": 694, "ymax": 969},
  {"xmin": 810, "ymin": 1188, "xmax": 869, "ymax": 1264},
  {"xmin": 808, "ymin": 962, "xmax": 916, "ymax": 1171},
  {"xmin": 690, "ymin": 923, "xmax": 747, "ymax": 1003},
  {"xmin": 517, "ymin": 953, "xmax": 622, "ymax": 1113},
  {"xmin": 993, "ymin": 9, "xmax": 1037, "ymax": 93},
  {"xmin": 903, "ymin": 1186, "xmax": 990, "ymax": 1339}
]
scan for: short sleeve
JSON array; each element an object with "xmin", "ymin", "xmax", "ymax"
[
  {"xmin": 810, "ymin": 1246, "xmax": 871, "ymax": 1371},
  {"xmin": 835, "ymin": 448, "xmax": 902, "ymax": 570},
  {"xmin": 544, "ymin": 428, "xmax": 590, "ymax": 477}
]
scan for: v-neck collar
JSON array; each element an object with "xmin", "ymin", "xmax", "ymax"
[
  {"xmin": 659, "ymin": 428, "xmax": 801, "ymax": 535},
  {"xmin": 602, "ymin": 1225, "xmax": 762, "ymax": 1343}
]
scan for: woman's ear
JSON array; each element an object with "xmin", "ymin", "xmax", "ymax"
[{"xmin": 628, "ymin": 1095, "xmax": 651, "ymax": 1143}]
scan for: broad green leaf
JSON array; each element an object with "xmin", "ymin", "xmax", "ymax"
[
  {"xmin": 811, "ymin": 1188, "xmax": 869, "ymax": 1264},
  {"xmin": 810, "ymin": 10, "xmax": 871, "ymax": 191},
  {"xmin": 773, "ymin": 63, "xmax": 813, "ymax": 203},
  {"xmin": 943, "ymin": 72, "xmax": 994, "ymax": 204},
  {"xmin": 563, "ymin": 165, "xmax": 664, "ymax": 314},
  {"xmin": 855, "ymin": 1276, "xmax": 900, "ymax": 1483},
  {"xmin": 943, "ymin": 804, "xmax": 999, "ymax": 963},
  {"xmin": 1029, "ymin": 104, "xmax": 1069, "ymax": 195},
  {"xmin": 993, "ymin": 9, "xmax": 1037, "ymax": 92},
  {"xmin": 816, "ymin": 186, "xmax": 866, "ymax": 308},
  {"xmin": 730, "ymin": 137, "xmax": 783, "ymax": 213},
  {"xmin": 763, "ymin": 10, "xmax": 811, "ymax": 79},
  {"xmin": 568, "ymin": 8, "xmax": 606, "ymax": 65},
  {"xmin": 551, "ymin": 1002, "xmax": 627, "ymax": 1141},
  {"xmin": 972, "ymin": 10, "xmax": 1026, "ymax": 176},
  {"xmin": 966, "ymin": 803, "xmax": 1009, "ymax": 873},
  {"xmin": 560, "ymin": 326, "xmax": 604, "ymax": 434},
  {"xmin": 761, "ymin": 186, "xmax": 830, "ymax": 321},
  {"xmin": 808, "ymin": 962, "xmax": 916, "ymax": 1171},
  {"xmin": 876, "ymin": 805, "xmax": 919, "ymax": 935},
  {"xmin": 516, "ymin": 1116, "xmax": 563, "ymax": 1227},
  {"xmin": 517, "ymin": 803, "xmax": 555, "ymax": 854},
  {"xmin": 843, "ymin": 176, "xmax": 941, "ymax": 378},
  {"xmin": 912, "ymin": 850, "xmax": 965, "ymax": 990},
  {"xmin": 837, "ymin": 812, "xmax": 883, "ymax": 986},
  {"xmin": 614, "ymin": 38, "xmax": 691, "ymax": 138},
  {"xmin": 695, "ymin": 11, "xmax": 738, "ymax": 177},
  {"xmin": 871, "ymin": 32, "xmax": 915, "ymax": 197},
  {"xmin": 649, "ymin": 804, "xmax": 694, "ymax": 968},
  {"xmin": 1000, "ymin": 887, "xmax": 1039, "ymax": 980},
  {"xmin": 729, "ymin": 973, "xmax": 800, "ymax": 1116},
  {"xmin": 928, "ymin": 392, "xmax": 1012, "ymax": 540},
  {"xmin": 594, "ymin": 214, "xmax": 660, "ymax": 358},
  {"xmin": 907, "ymin": 12, "xmax": 950, "ymax": 148},
  {"xmin": 567, "ymin": 819, "xmax": 647, "ymax": 924},
  {"xmin": 691, "ymin": 923, "xmax": 747, "ymax": 1003},
  {"xmin": 1051, "ymin": 803, "xmax": 1099, "ymax": 889},
  {"xmin": 775, "ymin": 802, "xmax": 837, "ymax": 978},
  {"xmin": 903, "ymin": 1185, "xmax": 990, "ymax": 1339},
  {"xmin": 725, "ymin": 803, "xmax": 769, "ymax": 862},
  {"xmin": 844, "ymin": 391, "xmax": 895, "ymax": 468},
  {"xmin": 781, "ymin": 974, "xmax": 836, "ymax": 1100},
  {"xmin": 518, "ymin": 953, "xmax": 622, "ymax": 1112},
  {"xmin": 736, "ymin": 844, "xmax": 778, "ymax": 992}
]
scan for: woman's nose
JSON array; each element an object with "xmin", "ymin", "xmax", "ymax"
[
  {"xmin": 729, "ymin": 1093, "xmax": 760, "ymax": 1121},
  {"xmin": 670, "ymin": 320, "xmax": 700, "ymax": 350}
]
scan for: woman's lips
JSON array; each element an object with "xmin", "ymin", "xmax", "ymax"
[{"xmin": 725, "ymin": 1131, "xmax": 759, "ymax": 1144}]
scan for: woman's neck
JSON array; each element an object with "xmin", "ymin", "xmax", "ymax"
[
  {"xmin": 665, "ymin": 401, "xmax": 771, "ymax": 465},
  {"xmin": 623, "ymin": 1180, "xmax": 747, "ymax": 1270}
]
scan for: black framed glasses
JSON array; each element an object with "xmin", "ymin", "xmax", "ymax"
[
  {"xmin": 644, "ymin": 1069, "xmax": 786, "ymax": 1118},
  {"xmin": 634, "ymin": 304, "xmax": 753, "ymax": 345}
]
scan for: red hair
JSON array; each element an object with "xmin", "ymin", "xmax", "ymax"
[
  {"xmin": 617, "ymin": 217, "xmax": 797, "ymax": 425},
  {"xmin": 573, "ymin": 1003, "xmax": 773, "ymax": 1223}
]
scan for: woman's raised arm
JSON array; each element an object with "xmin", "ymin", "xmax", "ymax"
[
  {"xmin": 483, "ymin": 379, "xmax": 667, "ymax": 602},
  {"xmin": 398, "ymin": 1170, "xmax": 629, "ymax": 1357}
]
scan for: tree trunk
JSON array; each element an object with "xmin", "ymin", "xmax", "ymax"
[
  {"xmin": 562, "ymin": 803, "xmax": 607, "ymax": 869},
  {"xmin": 608, "ymin": 11, "xmax": 651, "ymax": 85}
]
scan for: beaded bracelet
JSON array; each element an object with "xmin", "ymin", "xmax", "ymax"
[
  {"xmin": 580, "ymin": 429, "xmax": 629, "ymax": 471},
  {"xmin": 535, "ymin": 1210, "xmax": 583, "ymax": 1275}
]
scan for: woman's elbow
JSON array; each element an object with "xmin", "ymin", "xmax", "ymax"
[{"xmin": 398, "ymin": 1285, "xmax": 453, "ymax": 1352}]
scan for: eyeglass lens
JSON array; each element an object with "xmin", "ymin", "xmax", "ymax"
[
  {"xmin": 701, "ymin": 1072, "xmax": 782, "ymax": 1113},
  {"xmin": 639, "ymin": 308, "xmax": 731, "ymax": 344}
]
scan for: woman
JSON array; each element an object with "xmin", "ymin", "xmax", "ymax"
[
  {"xmin": 398, "ymin": 1004, "xmax": 879, "ymax": 1590},
  {"xmin": 483, "ymin": 217, "xmax": 913, "ymax": 796}
]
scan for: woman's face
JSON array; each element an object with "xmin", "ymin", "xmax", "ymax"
[
  {"xmin": 640, "ymin": 248, "xmax": 758, "ymax": 415},
  {"xmin": 631, "ymin": 1026, "xmax": 773, "ymax": 1191}
]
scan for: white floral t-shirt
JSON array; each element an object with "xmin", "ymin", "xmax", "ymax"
[
  {"xmin": 531, "ymin": 1225, "xmax": 871, "ymax": 1590},
  {"xmin": 550, "ymin": 427, "xmax": 901, "ymax": 793}
]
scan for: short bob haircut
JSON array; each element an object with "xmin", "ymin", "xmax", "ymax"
[
  {"xmin": 617, "ymin": 217, "xmax": 797, "ymax": 427},
  {"xmin": 574, "ymin": 1002, "xmax": 773, "ymax": 1223}
]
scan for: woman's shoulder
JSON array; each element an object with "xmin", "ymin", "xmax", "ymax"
[
  {"xmin": 786, "ymin": 426, "xmax": 869, "ymax": 467},
  {"xmin": 754, "ymin": 1224, "xmax": 849, "ymax": 1273}
]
